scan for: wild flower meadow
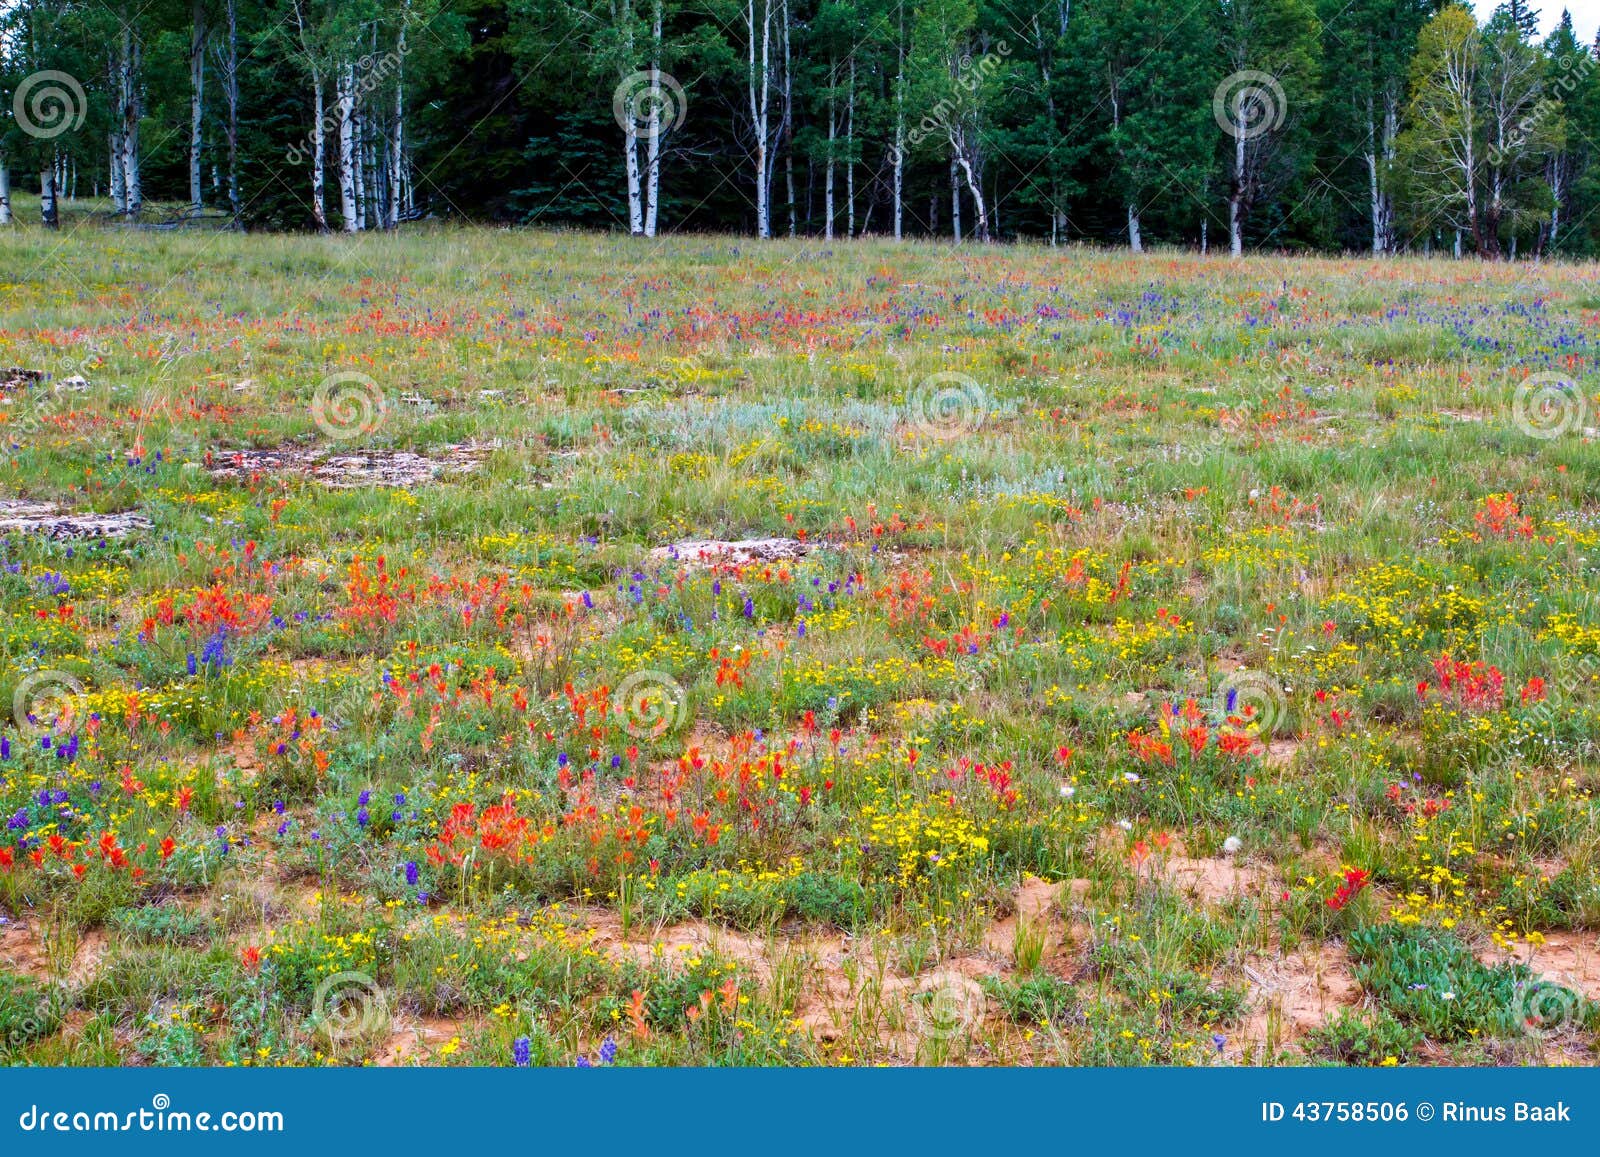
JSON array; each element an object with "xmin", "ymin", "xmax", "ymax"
[{"xmin": 2, "ymin": 220, "xmax": 1599, "ymax": 1068}]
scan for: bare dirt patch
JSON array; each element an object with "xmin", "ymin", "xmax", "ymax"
[
  {"xmin": 1237, "ymin": 942, "xmax": 1362, "ymax": 1057},
  {"xmin": 579, "ymin": 909, "xmax": 778, "ymax": 980},
  {"xmin": 1160, "ymin": 851, "xmax": 1272, "ymax": 905},
  {"xmin": 1479, "ymin": 931, "xmax": 1600, "ymax": 1001},
  {"xmin": 0, "ymin": 917, "xmax": 50, "ymax": 978},
  {"xmin": 377, "ymin": 1015, "xmax": 467, "ymax": 1066}
]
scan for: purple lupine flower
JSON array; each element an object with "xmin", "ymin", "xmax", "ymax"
[
  {"xmin": 405, "ymin": 861, "xmax": 419, "ymax": 886},
  {"xmin": 512, "ymin": 1037, "xmax": 531, "ymax": 1067},
  {"xmin": 597, "ymin": 1036, "xmax": 617, "ymax": 1065}
]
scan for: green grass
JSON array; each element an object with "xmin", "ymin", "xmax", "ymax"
[{"xmin": 0, "ymin": 215, "xmax": 1598, "ymax": 1067}]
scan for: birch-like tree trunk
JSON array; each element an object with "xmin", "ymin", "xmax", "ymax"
[
  {"xmin": 190, "ymin": 0, "xmax": 207, "ymax": 211},
  {"xmin": 950, "ymin": 157, "xmax": 961, "ymax": 241},
  {"xmin": 824, "ymin": 62, "xmax": 836, "ymax": 240},
  {"xmin": 353, "ymin": 82, "xmax": 367, "ymax": 229},
  {"xmin": 219, "ymin": 0, "xmax": 239, "ymax": 217},
  {"xmin": 644, "ymin": 0, "xmax": 664, "ymax": 236},
  {"xmin": 781, "ymin": 0, "xmax": 794, "ymax": 237},
  {"xmin": 892, "ymin": 36, "xmax": 904, "ymax": 241},
  {"xmin": 338, "ymin": 61, "xmax": 358, "ymax": 231},
  {"xmin": 119, "ymin": 23, "xmax": 143, "ymax": 217},
  {"xmin": 1228, "ymin": 127, "xmax": 1245, "ymax": 256},
  {"xmin": 389, "ymin": 13, "xmax": 406, "ymax": 230},
  {"xmin": 948, "ymin": 130, "xmax": 987, "ymax": 241},
  {"xmin": 845, "ymin": 58, "xmax": 855, "ymax": 237},
  {"xmin": 0, "ymin": 161, "xmax": 11, "ymax": 225},
  {"xmin": 109, "ymin": 130, "xmax": 125, "ymax": 215},
  {"xmin": 311, "ymin": 70, "xmax": 327, "ymax": 230},
  {"xmin": 40, "ymin": 165, "xmax": 59, "ymax": 228},
  {"xmin": 745, "ymin": 0, "xmax": 774, "ymax": 237}
]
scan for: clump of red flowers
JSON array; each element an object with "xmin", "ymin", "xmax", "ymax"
[
  {"xmin": 1418, "ymin": 653, "xmax": 1504, "ymax": 711},
  {"xmin": 1326, "ymin": 868, "xmax": 1371, "ymax": 911}
]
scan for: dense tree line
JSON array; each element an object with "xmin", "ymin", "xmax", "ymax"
[{"xmin": 1, "ymin": 0, "xmax": 1597, "ymax": 255}]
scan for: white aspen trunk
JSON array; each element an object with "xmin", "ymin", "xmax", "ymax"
[
  {"xmin": 1128, "ymin": 205, "xmax": 1143, "ymax": 253},
  {"xmin": 946, "ymin": 121, "xmax": 987, "ymax": 243},
  {"xmin": 1229, "ymin": 126, "xmax": 1245, "ymax": 257},
  {"xmin": 222, "ymin": 0, "xmax": 239, "ymax": 217},
  {"xmin": 190, "ymin": 0, "xmax": 207, "ymax": 211},
  {"xmin": 389, "ymin": 14, "xmax": 406, "ymax": 229},
  {"xmin": 311, "ymin": 69, "xmax": 327, "ymax": 230},
  {"xmin": 954, "ymin": 148, "xmax": 987, "ymax": 242},
  {"xmin": 0, "ymin": 161, "xmax": 10, "ymax": 225},
  {"xmin": 1550, "ymin": 165, "xmax": 1564, "ymax": 245},
  {"xmin": 623, "ymin": 109, "xmax": 644, "ymax": 235},
  {"xmin": 39, "ymin": 166, "xmax": 58, "ymax": 228},
  {"xmin": 353, "ymin": 85, "xmax": 367, "ymax": 230},
  {"xmin": 781, "ymin": 0, "xmax": 794, "ymax": 237},
  {"xmin": 950, "ymin": 157, "xmax": 961, "ymax": 242},
  {"xmin": 746, "ymin": 0, "xmax": 772, "ymax": 237},
  {"xmin": 824, "ymin": 69, "xmax": 836, "ymax": 241},
  {"xmin": 109, "ymin": 133, "xmax": 125, "ymax": 214},
  {"xmin": 645, "ymin": 0, "xmax": 664, "ymax": 237},
  {"xmin": 620, "ymin": 3, "xmax": 643, "ymax": 235},
  {"xmin": 338, "ymin": 61, "xmax": 357, "ymax": 232},
  {"xmin": 892, "ymin": 52, "xmax": 904, "ymax": 240},
  {"xmin": 846, "ymin": 59, "xmax": 855, "ymax": 237},
  {"xmin": 120, "ymin": 24, "xmax": 142, "ymax": 217},
  {"xmin": 1366, "ymin": 145, "xmax": 1382, "ymax": 254}
]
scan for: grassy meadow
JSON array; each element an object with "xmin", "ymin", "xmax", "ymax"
[{"xmin": 2, "ymin": 203, "xmax": 1600, "ymax": 1067}]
